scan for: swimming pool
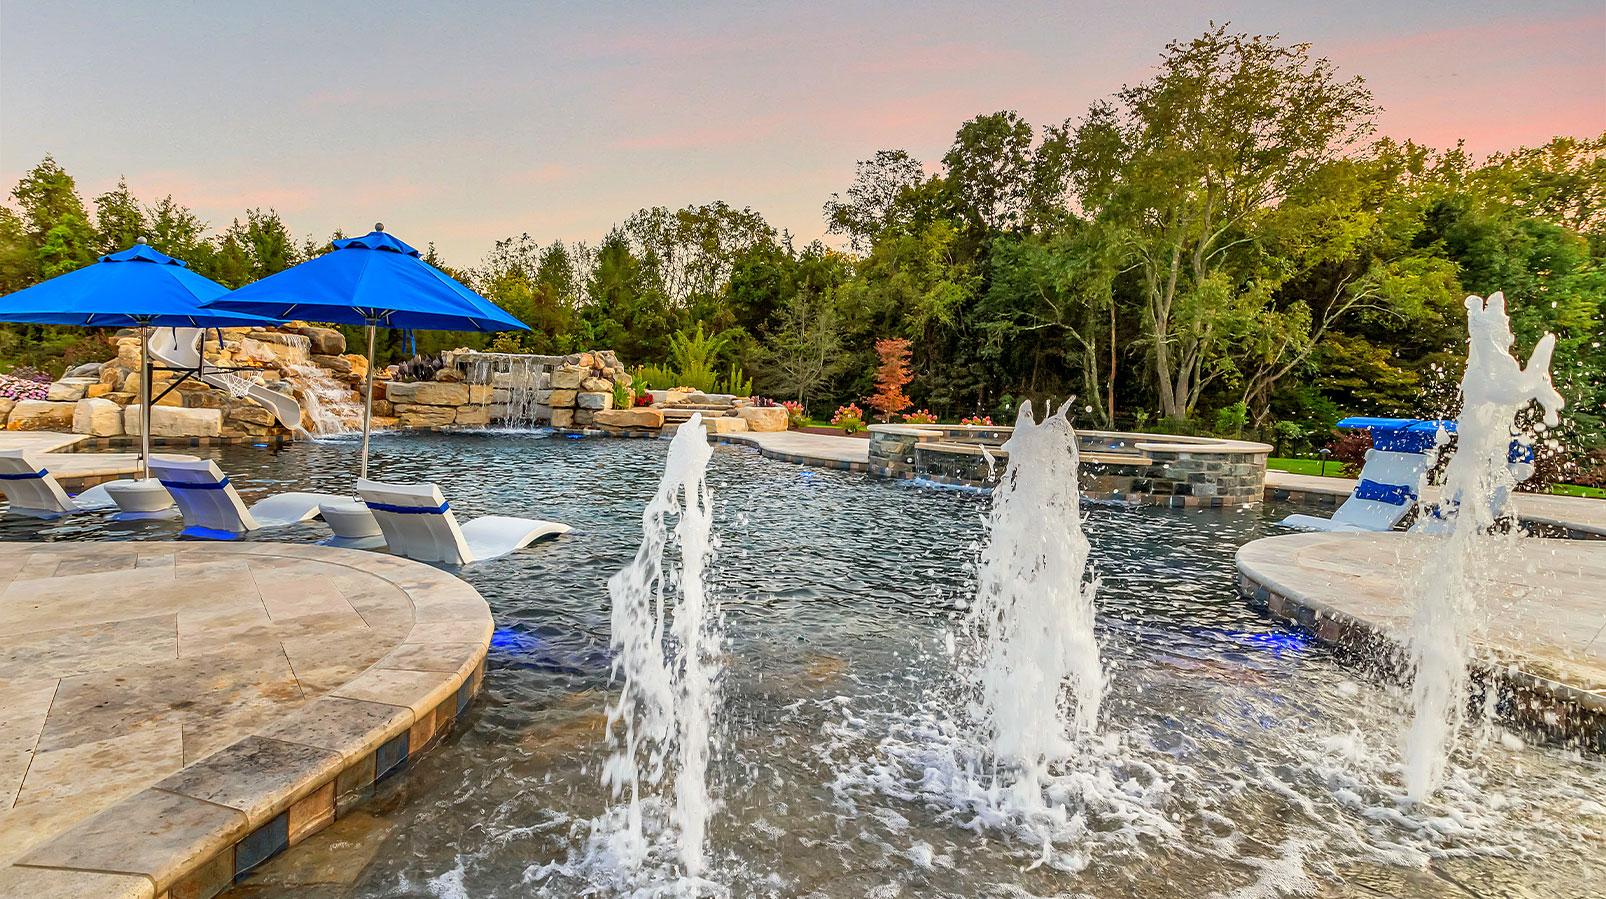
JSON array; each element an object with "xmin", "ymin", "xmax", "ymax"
[{"xmin": 6, "ymin": 431, "xmax": 1601, "ymax": 897}]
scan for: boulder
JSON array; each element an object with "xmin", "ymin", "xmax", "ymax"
[
  {"xmin": 85, "ymin": 383, "xmax": 114, "ymax": 399},
  {"xmin": 383, "ymin": 381, "xmax": 469, "ymax": 406},
  {"xmin": 704, "ymin": 416, "xmax": 750, "ymax": 435},
  {"xmin": 576, "ymin": 391, "xmax": 613, "ymax": 411},
  {"xmin": 225, "ymin": 400, "xmax": 277, "ymax": 427},
  {"xmin": 573, "ymin": 408, "xmax": 595, "ymax": 425},
  {"xmin": 614, "ymin": 371, "xmax": 633, "ymax": 388},
  {"xmin": 47, "ymin": 378, "xmax": 97, "ymax": 402},
  {"xmin": 7, "ymin": 400, "xmax": 76, "ymax": 431},
  {"xmin": 580, "ymin": 377, "xmax": 611, "ymax": 392},
  {"xmin": 649, "ymin": 389, "xmax": 691, "ymax": 406},
  {"xmin": 594, "ymin": 408, "xmax": 665, "ymax": 429},
  {"xmin": 736, "ymin": 406, "xmax": 789, "ymax": 433},
  {"xmin": 467, "ymin": 384, "xmax": 494, "ymax": 404},
  {"xmin": 433, "ymin": 367, "xmax": 464, "ymax": 383},
  {"xmin": 72, "ymin": 398, "xmax": 123, "ymax": 436},
  {"xmin": 534, "ymin": 403, "xmax": 553, "ymax": 422},
  {"xmin": 371, "ymin": 399, "xmax": 393, "ymax": 417},
  {"xmin": 454, "ymin": 405, "xmax": 491, "ymax": 426},
  {"xmin": 311, "ymin": 354, "xmax": 352, "ymax": 374},
  {"xmin": 114, "ymin": 339, "xmax": 142, "ymax": 368},
  {"xmin": 305, "ymin": 326, "xmax": 346, "ymax": 355},
  {"xmin": 0, "ymin": 398, "xmax": 13, "ymax": 421},
  {"xmin": 122, "ymin": 405, "xmax": 223, "ymax": 437},
  {"xmin": 551, "ymin": 367, "xmax": 583, "ymax": 390},
  {"xmin": 393, "ymin": 404, "xmax": 456, "ymax": 428},
  {"xmin": 550, "ymin": 407, "xmax": 576, "ymax": 428},
  {"xmin": 183, "ymin": 390, "xmax": 226, "ymax": 409},
  {"xmin": 67, "ymin": 362, "xmax": 103, "ymax": 379},
  {"xmin": 98, "ymin": 364, "xmax": 125, "ymax": 386},
  {"xmin": 548, "ymin": 389, "xmax": 578, "ymax": 408}
]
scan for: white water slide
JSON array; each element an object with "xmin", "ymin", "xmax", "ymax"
[{"xmin": 146, "ymin": 327, "xmax": 310, "ymax": 436}]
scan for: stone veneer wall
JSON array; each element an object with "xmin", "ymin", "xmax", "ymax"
[{"xmin": 869, "ymin": 423, "xmax": 1271, "ymax": 507}]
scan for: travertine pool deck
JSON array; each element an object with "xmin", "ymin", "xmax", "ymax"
[
  {"xmin": 1237, "ymin": 531, "xmax": 1606, "ymax": 748},
  {"xmin": 0, "ymin": 541, "xmax": 492, "ymax": 898}
]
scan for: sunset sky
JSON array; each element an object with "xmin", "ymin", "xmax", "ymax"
[{"xmin": 2, "ymin": 0, "xmax": 1602, "ymax": 264}]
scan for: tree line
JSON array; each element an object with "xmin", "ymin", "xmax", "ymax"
[{"xmin": 2, "ymin": 26, "xmax": 1601, "ymax": 477}]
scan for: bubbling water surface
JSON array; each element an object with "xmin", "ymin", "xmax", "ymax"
[{"xmin": 2, "ymin": 432, "xmax": 1599, "ymax": 897}]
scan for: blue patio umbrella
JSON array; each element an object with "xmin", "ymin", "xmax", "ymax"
[
  {"xmin": 0, "ymin": 242, "xmax": 282, "ymax": 479},
  {"xmin": 205, "ymin": 225, "xmax": 528, "ymax": 479}
]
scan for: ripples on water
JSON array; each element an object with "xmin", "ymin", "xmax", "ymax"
[{"xmin": 5, "ymin": 432, "xmax": 1600, "ymax": 898}]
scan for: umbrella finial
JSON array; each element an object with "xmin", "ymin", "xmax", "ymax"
[
  {"xmin": 374, "ymin": 222, "xmax": 385, "ymax": 233},
  {"xmin": 137, "ymin": 235, "xmax": 149, "ymax": 245}
]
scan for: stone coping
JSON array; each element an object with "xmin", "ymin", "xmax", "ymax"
[
  {"xmin": 913, "ymin": 440, "xmax": 1152, "ymax": 467},
  {"xmin": 0, "ymin": 541, "xmax": 493, "ymax": 899},
  {"xmin": 1236, "ymin": 531, "xmax": 1605, "ymax": 749},
  {"xmin": 867, "ymin": 422, "xmax": 1273, "ymax": 456}
]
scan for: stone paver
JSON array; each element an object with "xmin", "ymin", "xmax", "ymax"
[
  {"xmin": 0, "ymin": 540, "xmax": 492, "ymax": 896},
  {"xmin": 1265, "ymin": 469, "xmax": 1606, "ymax": 537},
  {"xmin": 710, "ymin": 430, "xmax": 870, "ymax": 468},
  {"xmin": 1237, "ymin": 531, "xmax": 1606, "ymax": 743}
]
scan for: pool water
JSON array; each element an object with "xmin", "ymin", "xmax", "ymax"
[{"xmin": 6, "ymin": 432, "xmax": 1602, "ymax": 898}]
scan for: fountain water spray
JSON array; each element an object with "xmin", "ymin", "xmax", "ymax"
[
  {"xmin": 965, "ymin": 399, "xmax": 1104, "ymax": 805},
  {"xmin": 1401, "ymin": 292, "xmax": 1562, "ymax": 800},
  {"xmin": 593, "ymin": 412, "xmax": 723, "ymax": 883}
]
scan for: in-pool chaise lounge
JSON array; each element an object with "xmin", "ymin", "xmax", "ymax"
[
  {"xmin": 148, "ymin": 456, "xmax": 349, "ymax": 538},
  {"xmin": 355, "ymin": 479, "xmax": 570, "ymax": 564},
  {"xmin": 0, "ymin": 449, "xmax": 120, "ymax": 517},
  {"xmin": 1279, "ymin": 418, "xmax": 1441, "ymax": 533}
]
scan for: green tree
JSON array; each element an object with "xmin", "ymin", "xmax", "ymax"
[
  {"xmin": 93, "ymin": 178, "xmax": 148, "ymax": 253},
  {"xmin": 1070, "ymin": 26, "xmax": 1377, "ymax": 420}
]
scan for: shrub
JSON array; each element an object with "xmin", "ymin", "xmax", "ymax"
[
  {"xmin": 720, "ymin": 362, "xmax": 753, "ymax": 397},
  {"xmin": 960, "ymin": 414, "xmax": 994, "ymax": 426},
  {"xmin": 868, "ymin": 338, "xmax": 913, "ymax": 421},
  {"xmin": 781, "ymin": 400, "xmax": 806, "ymax": 429},
  {"xmin": 1214, "ymin": 400, "xmax": 1248, "ymax": 437},
  {"xmin": 1325, "ymin": 429, "xmax": 1373, "ymax": 477},
  {"xmin": 903, "ymin": 409, "xmax": 937, "ymax": 424},
  {"xmin": 668, "ymin": 325, "xmax": 728, "ymax": 393},
  {"xmin": 391, "ymin": 352, "xmax": 445, "ymax": 383},
  {"xmin": 612, "ymin": 379, "xmax": 632, "ymax": 411},
  {"xmin": 832, "ymin": 402, "xmax": 865, "ymax": 434},
  {"xmin": 0, "ymin": 372, "xmax": 49, "ymax": 402}
]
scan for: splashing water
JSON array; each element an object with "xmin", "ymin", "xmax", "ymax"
[
  {"xmin": 964, "ymin": 399, "xmax": 1104, "ymax": 807},
  {"xmin": 1401, "ymin": 292, "xmax": 1563, "ymax": 800},
  {"xmin": 588, "ymin": 413, "xmax": 723, "ymax": 889}
]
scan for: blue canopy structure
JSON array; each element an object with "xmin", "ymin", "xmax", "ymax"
[
  {"xmin": 204, "ymin": 226, "xmax": 529, "ymax": 478},
  {"xmin": 1335, "ymin": 417, "xmax": 1454, "ymax": 454},
  {"xmin": 0, "ymin": 243, "xmax": 282, "ymax": 478}
]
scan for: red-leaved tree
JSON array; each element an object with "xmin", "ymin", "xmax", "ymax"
[{"xmin": 869, "ymin": 338, "xmax": 913, "ymax": 421}]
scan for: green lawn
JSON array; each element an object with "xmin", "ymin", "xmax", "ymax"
[
  {"xmin": 1270, "ymin": 456, "xmax": 1604, "ymax": 499},
  {"xmin": 1267, "ymin": 457, "xmax": 1347, "ymax": 477},
  {"xmin": 1548, "ymin": 482, "xmax": 1606, "ymax": 499}
]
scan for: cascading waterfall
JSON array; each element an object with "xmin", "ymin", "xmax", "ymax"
[
  {"xmin": 464, "ymin": 353, "xmax": 551, "ymax": 429},
  {"xmin": 1401, "ymin": 292, "xmax": 1563, "ymax": 800},
  {"xmin": 234, "ymin": 334, "xmax": 362, "ymax": 436},
  {"xmin": 590, "ymin": 412, "xmax": 723, "ymax": 886},
  {"xmin": 964, "ymin": 399, "xmax": 1104, "ymax": 807}
]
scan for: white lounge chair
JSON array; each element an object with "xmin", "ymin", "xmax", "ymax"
[
  {"xmin": 0, "ymin": 449, "xmax": 120, "ymax": 518},
  {"xmin": 356, "ymin": 479, "xmax": 570, "ymax": 565},
  {"xmin": 148, "ymin": 456, "xmax": 348, "ymax": 538},
  {"xmin": 1280, "ymin": 448, "xmax": 1430, "ymax": 533}
]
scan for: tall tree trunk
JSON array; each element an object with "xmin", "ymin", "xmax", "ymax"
[{"xmin": 1107, "ymin": 300, "xmax": 1117, "ymax": 425}]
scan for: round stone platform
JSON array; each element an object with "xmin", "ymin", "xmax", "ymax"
[
  {"xmin": 1236, "ymin": 531, "xmax": 1605, "ymax": 749},
  {"xmin": 0, "ymin": 541, "xmax": 492, "ymax": 898}
]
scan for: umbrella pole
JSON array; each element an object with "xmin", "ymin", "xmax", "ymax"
[
  {"xmin": 360, "ymin": 323, "xmax": 376, "ymax": 482},
  {"xmin": 139, "ymin": 324, "xmax": 151, "ymax": 481}
]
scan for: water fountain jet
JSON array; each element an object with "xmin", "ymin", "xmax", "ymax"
[
  {"xmin": 1401, "ymin": 291, "xmax": 1563, "ymax": 800},
  {"xmin": 963, "ymin": 399, "xmax": 1104, "ymax": 806},
  {"xmin": 590, "ymin": 413, "xmax": 723, "ymax": 885}
]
